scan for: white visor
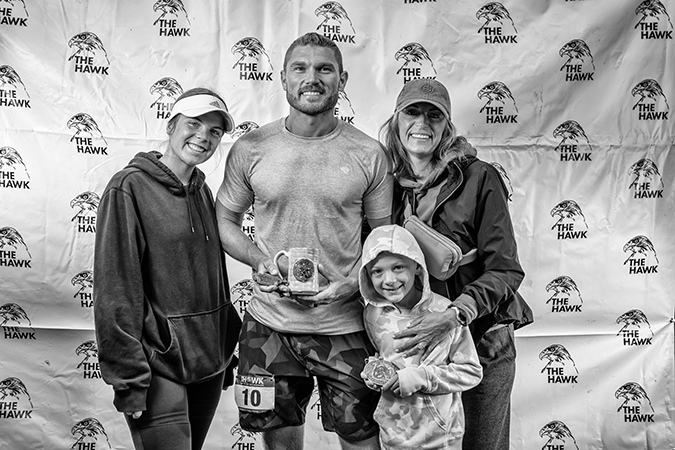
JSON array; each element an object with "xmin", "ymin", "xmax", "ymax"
[{"xmin": 168, "ymin": 94, "xmax": 235, "ymax": 133}]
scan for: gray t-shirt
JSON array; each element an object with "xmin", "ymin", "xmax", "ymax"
[{"xmin": 218, "ymin": 118, "xmax": 393, "ymax": 334}]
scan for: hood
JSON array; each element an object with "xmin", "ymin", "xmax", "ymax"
[
  {"xmin": 127, "ymin": 151, "xmax": 206, "ymax": 196},
  {"xmin": 359, "ymin": 225, "xmax": 432, "ymax": 310}
]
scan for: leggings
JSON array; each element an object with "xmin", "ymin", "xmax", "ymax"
[{"xmin": 125, "ymin": 371, "xmax": 225, "ymax": 450}]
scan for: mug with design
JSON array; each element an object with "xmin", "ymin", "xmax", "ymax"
[{"xmin": 273, "ymin": 248, "xmax": 319, "ymax": 295}]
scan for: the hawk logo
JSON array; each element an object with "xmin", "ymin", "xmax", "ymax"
[
  {"xmin": 72, "ymin": 270, "xmax": 94, "ymax": 298},
  {"xmin": 550, "ymin": 200, "xmax": 588, "ymax": 235},
  {"xmin": 68, "ymin": 31, "xmax": 110, "ymax": 66},
  {"xmin": 539, "ymin": 421, "xmax": 579, "ymax": 450},
  {"xmin": 230, "ymin": 423, "xmax": 256, "ymax": 449},
  {"xmin": 153, "ymin": 0, "xmax": 190, "ymax": 26},
  {"xmin": 559, "ymin": 39, "xmax": 595, "ymax": 72},
  {"xmin": 616, "ymin": 309, "xmax": 654, "ymax": 338},
  {"xmin": 476, "ymin": 2, "xmax": 518, "ymax": 43},
  {"xmin": 0, "ymin": 146, "xmax": 29, "ymax": 180},
  {"xmin": 552, "ymin": 120, "xmax": 591, "ymax": 156},
  {"xmin": 315, "ymin": 2, "xmax": 356, "ymax": 36},
  {"xmin": 68, "ymin": 113, "xmax": 108, "ymax": 145},
  {"xmin": 71, "ymin": 418, "xmax": 111, "ymax": 449},
  {"xmin": 478, "ymin": 81, "xmax": 518, "ymax": 115},
  {"xmin": 309, "ymin": 385, "xmax": 322, "ymax": 418},
  {"xmin": 0, "ymin": 0, "xmax": 28, "ymax": 17},
  {"xmin": 628, "ymin": 158, "xmax": 664, "ymax": 199},
  {"xmin": 395, "ymin": 42, "xmax": 437, "ymax": 80},
  {"xmin": 635, "ymin": 0, "xmax": 673, "ymax": 29},
  {"xmin": 0, "ymin": 302, "xmax": 32, "ymax": 327},
  {"xmin": 230, "ymin": 121, "xmax": 259, "ymax": 139},
  {"xmin": 0, "ymin": 65, "xmax": 30, "ymax": 98},
  {"xmin": 632, "ymin": 79, "xmax": 669, "ymax": 120},
  {"xmin": 488, "ymin": 162, "xmax": 513, "ymax": 201},
  {"xmin": 615, "ymin": 382, "xmax": 654, "ymax": 413},
  {"xmin": 150, "ymin": 77, "xmax": 183, "ymax": 110},
  {"xmin": 623, "ymin": 235, "xmax": 659, "ymax": 268},
  {"xmin": 76, "ymin": 340, "xmax": 98, "ymax": 369},
  {"xmin": 539, "ymin": 344, "xmax": 579, "ymax": 375},
  {"xmin": 70, "ymin": 191, "xmax": 100, "ymax": 222},
  {"xmin": 230, "ymin": 279, "xmax": 254, "ymax": 314},
  {"xmin": 0, "ymin": 377, "xmax": 33, "ymax": 408},
  {"xmin": 232, "ymin": 37, "xmax": 273, "ymax": 70},
  {"xmin": 546, "ymin": 276, "xmax": 582, "ymax": 312},
  {"xmin": 335, "ymin": 90, "xmax": 355, "ymax": 123},
  {"xmin": 0, "ymin": 226, "xmax": 31, "ymax": 258}
]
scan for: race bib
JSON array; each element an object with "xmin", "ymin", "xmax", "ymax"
[{"xmin": 234, "ymin": 374, "xmax": 275, "ymax": 413}]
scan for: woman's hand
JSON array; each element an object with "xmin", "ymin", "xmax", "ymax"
[
  {"xmin": 126, "ymin": 411, "xmax": 142, "ymax": 419},
  {"xmin": 393, "ymin": 308, "xmax": 458, "ymax": 359}
]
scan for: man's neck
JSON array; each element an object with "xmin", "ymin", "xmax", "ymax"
[{"xmin": 285, "ymin": 109, "xmax": 338, "ymax": 137}]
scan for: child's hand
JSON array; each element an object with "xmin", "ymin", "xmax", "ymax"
[{"xmin": 381, "ymin": 374, "xmax": 403, "ymax": 397}]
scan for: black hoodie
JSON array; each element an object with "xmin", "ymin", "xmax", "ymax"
[{"xmin": 93, "ymin": 151, "xmax": 240, "ymax": 413}]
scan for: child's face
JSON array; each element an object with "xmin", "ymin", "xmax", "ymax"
[{"xmin": 367, "ymin": 253, "xmax": 421, "ymax": 308}]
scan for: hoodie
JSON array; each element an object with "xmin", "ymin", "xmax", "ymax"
[
  {"xmin": 93, "ymin": 151, "xmax": 240, "ymax": 413},
  {"xmin": 359, "ymin": 225, "xmax": 483, "ymax": 450}
]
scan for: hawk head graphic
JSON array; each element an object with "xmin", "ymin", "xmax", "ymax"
[
  {"xmin": 635, "ymin": 0, "xmax": 673, "ymax": 29},
  {"xmin": 315, "ymin": 1, "xmax": 355, "ymax": 34},
  {"xmin": 538, "ymin": 344, "xmax": 578, "ymax": 374},
  {"xmin": 231, "ymin": 37, "xmax": 273, "ymax": 70},
  {"xmin": 230, "ymin": 121, "xmax": 260, "ymax": 139},
  {"xmin": 76, "ymin": 340, "xmax": 98, "ymax": 368},
  {"xmin": 68, "ymin": 31, "xmax": 109, "ymax": 65},
  {"xmin": 71, "ymin": 270, "xmax": 94, "ymax": 297},
  {"xmin": 539, "ymin": 421, "xmax": 579, "ymax": 450},
  {"xmin": 476, "ymin": 2, "xmax": 517, "ymax": 33},
  {"xmin": 545, "ymin": 276, "xmax": 582, "ymax": 303},
  {"xmin": 153, "ymin": 0, "xmax": 191, "ymax": 26},
  {"xmin": 549, "ymin": 200, "xmax": 587, "ymax": 230},
  {"xmin": 0, "ymin": 377, "xmax": 33, "ymax": 408},
  {"xmin": 616, "ymin": 309, "xmax": 654, "ymax": 337},
  {"xmin": 628, "ymin": 158, "xmax": 663, "ymax": 189},
  {"xmin": 622, "ymin": 235, "xmax": 658, "ymax": 265},
  {"xmin": 631, "ymin": 78, "xmax": 669, "ymax": 111},
  {"xmin": 615, "ymin": 382, "xmax": 654, "ymax": 412},
  {"xmin": 0, "ymin": 146, "xmax": 29, "ymax": 178},
  {"xmin": 0, "ymin": 65, "xmax": 30, "ymax": 98},
  {"xmin": 71, "ymin": 418, "xmax": 111, "ymax": 449},
  {"xmin": 394, "ymin": 43, "xmax": 437, "ymax": 76},
  {"xmin": 0, "ymin": 226, "xmax": 31, "ymax": 258},
  {"xmin": 0, "ymin": 302, "xmax": 32, "ymax": 327},
  {"xmin": 70, "ymin": 191, "xmax": 100, "ymax": 222},
  {"xmin": 150, "ymin": 77, "xmax": 183, "ymax": 108},
  {"xmin": 477, "ymin": 81, "xmax": 518, "ymax": 114}
]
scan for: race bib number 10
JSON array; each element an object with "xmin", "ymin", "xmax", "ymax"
[{"xmin": 235, "ymin": 374, "xmax": 275, "ymax": 413}]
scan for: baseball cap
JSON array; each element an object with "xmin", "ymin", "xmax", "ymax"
[
  {"xmin": 395, "ymin": 79, "xmax": 451, "ymax": 120},
  {"xmin": 168, "ymin": 94, "xmax": 235, "ymax": 133}
]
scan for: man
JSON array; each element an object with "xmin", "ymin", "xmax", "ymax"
[{"xmin": 216, "ymin": 32, "xmax": 392, "ymax": 450}]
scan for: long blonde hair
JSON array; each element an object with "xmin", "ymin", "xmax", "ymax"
[{"xmin": 379, "ymin": 109, "xmax": 464, "ymax": 181}]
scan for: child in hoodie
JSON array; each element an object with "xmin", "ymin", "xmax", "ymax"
[{"xmin": 359, "ymin": 225, "xmax": 483, "ymax": 450}]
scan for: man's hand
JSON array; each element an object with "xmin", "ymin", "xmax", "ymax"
[
  {"xmin": 297, "ymin": 263, "xmax": 357, "ymax": 306},
  {"xmin": 393, "ymin": 308, "xmax": 458, "ymax": 359},
  {"xmin": 126, "ymin": 411, "xmax": 142, "ymax": 419}
]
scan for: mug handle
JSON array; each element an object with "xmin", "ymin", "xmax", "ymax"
[{"xmin": 273, "ymin": 250, "xmax": 288, "ymax": 278}]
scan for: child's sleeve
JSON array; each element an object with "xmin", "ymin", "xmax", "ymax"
[{"xmin": 396, "ymin": 326, "xmax": 483, "ymax": 396}]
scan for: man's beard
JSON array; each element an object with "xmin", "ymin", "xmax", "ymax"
[{"xmin": 287, "ymin": 89, "xmax": 340, "ymax": 116}]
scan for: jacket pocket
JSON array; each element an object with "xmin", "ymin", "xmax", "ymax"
[{"xmin": 149, "ymin": 302, "xmax": 241, "ymax": 384}]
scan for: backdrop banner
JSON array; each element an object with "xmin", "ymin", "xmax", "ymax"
[{"xmin": 1, "ymin": 1, "xmax": 673, "ymax": 449}]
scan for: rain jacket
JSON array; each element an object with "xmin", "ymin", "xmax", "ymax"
[
  {"xmin": 393, "ymin": 155, "xmax": 533, "ymax": 343},
  {"xmin": 94, "ymin": 151, "xmax": 241, "ymax": 413},
  {"xmin": 359, "ymin": 225, "xmax": 483, "ymax": 450}
]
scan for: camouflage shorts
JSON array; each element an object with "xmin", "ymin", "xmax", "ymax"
[{"xmin": 237, "ymin": 312, "xmax": 380, "ymax": 442}]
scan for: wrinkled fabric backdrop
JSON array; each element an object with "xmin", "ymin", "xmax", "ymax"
[{"xmin": 0, "ymin": 1, "xmax": 673, "ymax": 449}]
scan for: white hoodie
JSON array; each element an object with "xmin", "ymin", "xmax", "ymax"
[{"xmin": 359, "ymin": 225, "xmax": 483, "ymax": 450}]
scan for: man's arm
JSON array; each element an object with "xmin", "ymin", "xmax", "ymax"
[{"xmin": 216, "ymin": 199, "xmax": 278, "ymax": 276}]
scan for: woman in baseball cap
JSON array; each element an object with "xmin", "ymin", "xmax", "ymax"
[
  {"xmin": 94, "ymin": 87, "xmax": 241, "ymax": 450},
  {"xmin": 379, "ymin": 78, "xmax": 533, "ymax": 450}
]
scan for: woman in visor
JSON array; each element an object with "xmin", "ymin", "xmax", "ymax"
[{"xmin": 94, "ymin": 87, "xmax": 242, "ymax": 450}]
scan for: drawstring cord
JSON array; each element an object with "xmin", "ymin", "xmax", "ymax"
[{"xmin": 184, "ymin": 185, "xmax": 210, "ymax": 241}]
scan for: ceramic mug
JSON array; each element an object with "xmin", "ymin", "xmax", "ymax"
[{"xmin": 273, "ymin": 247, "xmax": 319, "ymax": 295}]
